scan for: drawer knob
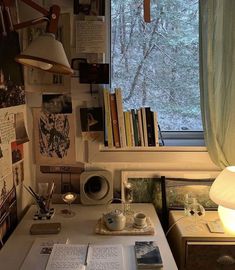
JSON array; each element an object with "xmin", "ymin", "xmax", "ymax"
[{"xmin": 217, "ymin": 255, "xmax": 235, "ymax": 265}]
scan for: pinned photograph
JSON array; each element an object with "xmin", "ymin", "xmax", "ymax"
[
  {"xmin": 12, "ymin": 161, "xmax": 24, "ymax": 186},
  {"xmin": 11, "ymin": 142, "xmax": 23, "ymax": 164},
  {"xmin": 80, "ymin": 107, "xmax": 103, "ymax": 141},
  {"xmin": 42, "ymin": 94, "xmax": 72, "ymax": 114}
]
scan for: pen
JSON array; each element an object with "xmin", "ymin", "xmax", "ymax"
[{"xmin": 84, "ymin": 243, "xmax": 90, "ymax": 266}]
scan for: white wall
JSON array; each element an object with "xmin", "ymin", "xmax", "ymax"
[{"xmin": 22, "ymin": 1, "xmax": 220, "ymax": 201}]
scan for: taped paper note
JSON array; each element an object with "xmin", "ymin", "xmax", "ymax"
[{"xmin": 76, "ymin": 20, "xmax": 106, "ymax": 53}]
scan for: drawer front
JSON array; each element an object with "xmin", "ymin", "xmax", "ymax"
[{"xmin": 185, "ymin": 242, "xmax": 235, "ymax": 270}]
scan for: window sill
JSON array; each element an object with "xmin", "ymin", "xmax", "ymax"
[
  {"xmin": 99, "ymin": 146, "xmax": 207, "ymax": 152},
  {"xmin": 87, "ymin": 142, "xmax": 217, "ymax": 169}
]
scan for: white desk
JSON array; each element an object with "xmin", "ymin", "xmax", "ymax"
[{"xmin": 0, "ymin": 203, "xmax": 177, "ymax": 270}]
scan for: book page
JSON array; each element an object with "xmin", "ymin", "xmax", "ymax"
[
  {"xmin": 45, "ymin": 244, "xmax": 87, "ymax": 270},
  {"xmin": 87, "ymin": 244, "xmax": 125, "ymax": 270}
]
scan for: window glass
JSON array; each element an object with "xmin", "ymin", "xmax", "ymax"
[{"xmin": 111, "ymin": 0, "xmax": 202, "ymax": 132}]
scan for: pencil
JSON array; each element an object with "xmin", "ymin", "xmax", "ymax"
[{"xmin": 84, "ymin": 243, "xmax": 90, "ymax": 266}]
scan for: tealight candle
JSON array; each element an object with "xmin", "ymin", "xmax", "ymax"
[{"xmin": 61, "ymin": 192, "xmax": 77, "ymax": 217}]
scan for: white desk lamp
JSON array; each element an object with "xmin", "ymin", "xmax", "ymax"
[
  {"xmin": 209, "ymin": 166, "xmax": 235, "ymax": 234},
  {"xmin": 1, "ymin": 0, "xmax": 73, "ymax": 75}
]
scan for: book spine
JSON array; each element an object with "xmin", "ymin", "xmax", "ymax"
[
  {"xmin": 145, "ymin": 107, "xmax": 155, "ymax": 146},
  {"xmin": 103, "ymin": 89, "xmax": 114, "ymax": 148},
  {"xmin": 129, "ymin": 110, "xmax": 135, "ymax": 147},
  {"xmin": 153, "ymin": 111, "xmax": 159, "ymax": 147},
  {"xmin": 141, "ymin": 108, "xmax": 148, "ymax": 147},
  {"xmin": 131, "ymin": 109, "xmax": 139, "ymax": 146},
  {"xmin": 137, "ymin": 109, "xmax": 144, "ymax": 146},
  {"xmin": 124, "ymin": 111, "xmax": 132, "ymax": 147},
  {"xmin": 110, "ymin": 93, "xmax": 120, "ymax": 148},
  {"xmin": 115, "ymin": 88, "xmax": 127, "ymax": 148}
]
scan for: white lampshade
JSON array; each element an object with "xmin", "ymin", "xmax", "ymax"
[
  {"xmin": 210, "ymin": 166, "xmax": 235, "ymax": 234},
  {"xmin": 210, "ymin": 166, "xmax": 235, "ymax": 208},
  {"xmin": 15, "ymin": 33, "xmax": 73, "ymax": 75}
]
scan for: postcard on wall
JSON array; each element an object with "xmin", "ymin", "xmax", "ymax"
[
  {"xmin": 14, "ymin": 112, "xmax": 29, "ymax": 145},
  {"xmin": 80, "ymin": 107, "xmax": 103, "ymax": 141},
  {"xmin": 33, "ymin": 109, "xmax": 76, "ymax": 165},
  {"xmin": 11, "ymin": 141, "xmax": 23, "ymax": 164}
]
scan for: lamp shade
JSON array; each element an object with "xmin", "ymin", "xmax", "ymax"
[
  {"xmin": 15, "ymin": 33, "xmax": 73, "ymax": 75},
  {"xmin": 209, "ymin": 166, "xmax": 235, "ymax": 209}
]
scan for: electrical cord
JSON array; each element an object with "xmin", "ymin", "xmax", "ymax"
[
  {"xmin": 165, "ymin": 215, "xmax": 208, "ymax": 236},
  {"xmin": 165, "ymin": 216, "xmax": 186, "ymax": 236}
]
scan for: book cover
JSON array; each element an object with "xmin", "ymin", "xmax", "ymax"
[
  {"xmin": 153, "ymin": 111, "xmax": 159, "ymax": 147},
  {"xmin": 124, "ymin": 111, "xmax": 132, "ymax": 147},
  {"xmin": 110, "ymin": 93, "xmax": 120, "ymax": 147},
  {"xmin": 131, "ymin": 109, "xmax": 139, "ymax": 146},
  {"xmin": 141, "ymin": 108, "xmax": 148, "ymax": 147},
  {"xmin": 145, "ymin": 107, "xmax": 156, "ymax": 146},
  {"xmin": 115, "ymin": 88, "xmax": 127, "ymax": 148},
  {"xmin": 129, "ymin": 110, "xmax": 135, "ymax": 147},
  {"xmin": 103, "ymin": 89, "xmax": 114, "ymax": 148},
  {"xmin": 135, "ymin": 241, "xmax": 163, "ymax": 269},
  {"xmin": 137, "ymin": 109, "xmax": 144, "ymax": 146}
]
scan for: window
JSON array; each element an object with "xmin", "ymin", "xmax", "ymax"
[{"xmin": 111, "ymin": 0, "xmax": 202, "ymax": 140}]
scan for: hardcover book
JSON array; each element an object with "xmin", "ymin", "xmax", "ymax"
[
  {"xmin": 134, "ymin": 241, "xmax": 163, "ymax": 269},
  {"xmin": 145, "ymin": 107, "xmax": 156, "ymax": 146},
  {"xmin": 110, "ymin": 93, "xmax": 120, "ymax": 147},
  {"xmin": 103, "ymin": 89, "xmax": 113, "ymax": 147},
  {"xmin": 115, "ymin": 88, "xmax": 127, "ymax": 148}
]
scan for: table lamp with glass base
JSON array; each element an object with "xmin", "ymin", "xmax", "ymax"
[
  {"xmin": 184, "ymin": 198, "xmax": 206, "ymax": 232},
  {"xmin": 61, "ymin": 192, "xmax": 77, "ymax": 217}
]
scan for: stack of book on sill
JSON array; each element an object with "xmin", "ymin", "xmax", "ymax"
[{"xmin": 103, "ymin": 88, "xmax": 160, "ymax": 148}]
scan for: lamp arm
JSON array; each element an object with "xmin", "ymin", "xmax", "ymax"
[
  {"xmin": 19, "ymin": 0, "xmax": 49, "ymax": 16},
  {"xmin": 2, "ymin": 0, "xmax": 60, "ymax": 34}
]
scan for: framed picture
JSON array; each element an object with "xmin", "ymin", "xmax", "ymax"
[
  {"xmin": 121, "ymin": 171, "xmax": 163, "ymax": 211},
  {"xmin": 22, "ymin": 13, "xmax": 71, "ymax": 92},
  {"xmin": 121, "ymin": 170, "xmax": 219, "ymax": 214},
  {"xmin": 162, "ymin": 177, "xmax": 217, "ymax": 211}
]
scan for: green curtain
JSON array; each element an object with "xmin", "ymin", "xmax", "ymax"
[{"xmin": 200, "ymin": 0, "xmax": 235, "ymax": 168}]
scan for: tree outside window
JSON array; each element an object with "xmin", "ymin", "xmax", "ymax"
[{"xmin": 111, "ymin": 0, "xmax": 202, "ymax": 131}]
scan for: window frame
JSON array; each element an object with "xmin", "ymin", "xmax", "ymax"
[{"xmin": 107, "ymin": 0, "xmax": 204, "ymax": 147}]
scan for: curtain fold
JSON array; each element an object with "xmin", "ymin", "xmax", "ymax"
[{"xmin": 200, "ymin": 0, "xmax": 235, "ymax": 168}]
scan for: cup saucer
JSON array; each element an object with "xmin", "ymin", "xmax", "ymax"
[{"xmin": 133, "ymin": 223, "xmax": 147, "ymax": 229}]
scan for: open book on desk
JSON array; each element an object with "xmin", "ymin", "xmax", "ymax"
[{"xmin": 46, "ymin": 243, "xmax": 125, "ymax": 270}]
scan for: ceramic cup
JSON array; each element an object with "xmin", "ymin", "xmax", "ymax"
[{"xmin": 134, "ymin": 212, "xmax": 147, "ymax": 228}]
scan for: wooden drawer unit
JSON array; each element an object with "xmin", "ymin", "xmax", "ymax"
[
  {"xmin": 168, "ymin": 211, "xmax": 235, "ymax": 270},
  {"xmin": 185, "ymin": 242, "xmax": 235, "ymax": 270}
]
